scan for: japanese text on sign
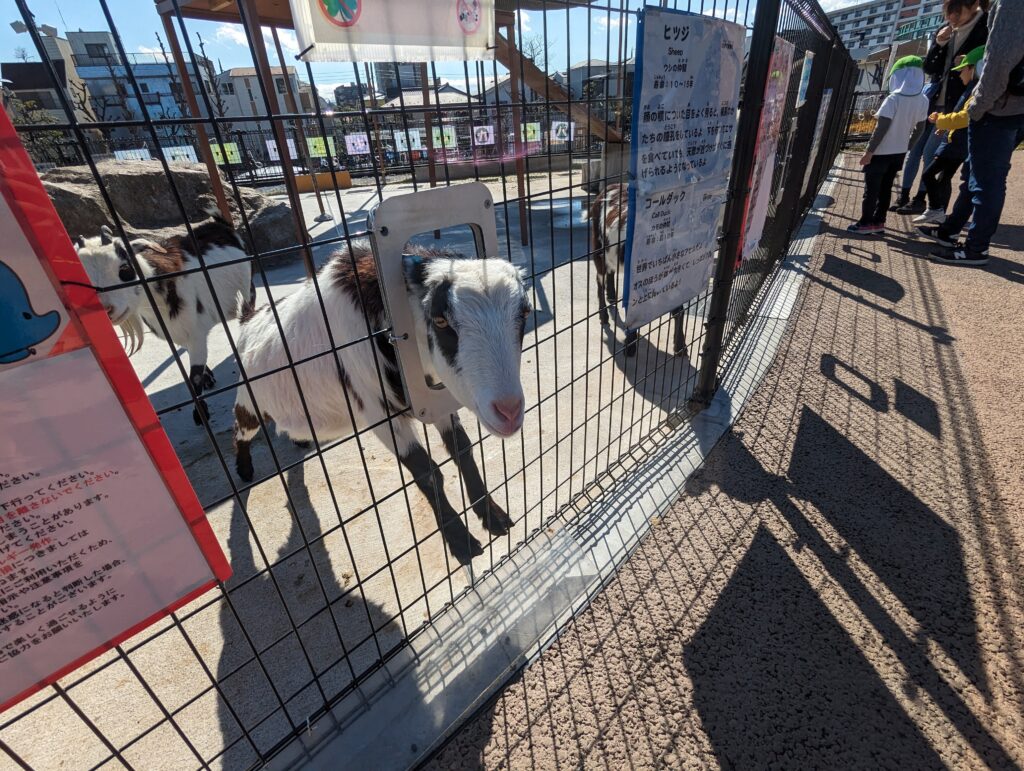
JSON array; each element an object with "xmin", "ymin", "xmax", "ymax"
[{"xmin": 623, "ymin": 8, "xmax": 743, "ymax": 329}]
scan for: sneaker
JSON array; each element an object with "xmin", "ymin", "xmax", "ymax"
[
  {"xmin": 897, "ymin": 199, "xmax": 927, "ymax": 215},
  {"xmin": 847, "ymin": 222, "xmax": 883, "ymax": 234},
  {"xmin": 913, "ymin": 208, "xmax": 947, "ymax": 225},
  {"xmin": 930, "ymin": 243, "xmax": 989, "ymax": 265},
  {"xmin": 915, "ymin": 225, "xmax": 955, "ymax": 247}
]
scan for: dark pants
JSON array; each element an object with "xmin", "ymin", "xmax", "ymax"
[
  {"xmin": 860, "ymin": 153, "xmax": 905, "ymax": 225},
  {"xmin": 962, "ymin": 113, "xmax": 1024, "ymax": 254},
  {"xmin": 921, "ymin": 155, "xmax": 963, "ymax": 210},
  {"xmin": 940, "ymin": 158, "xmax": 974, "ymax": 239}
]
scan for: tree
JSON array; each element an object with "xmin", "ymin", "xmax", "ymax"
[
  {"xmin": 13, "ymin": 46, "xmax": 31, "ymax": 63},
  {"xmin": 8, "ymin": 96, "xmax": 65, "ymax": 165},
  {"xmin": 198, "ymin": 34, "xmax": 232, "ymax": 133},
  {"xmin": 519, "ymin": 34, "xmax": 554, "ymax": 75}
]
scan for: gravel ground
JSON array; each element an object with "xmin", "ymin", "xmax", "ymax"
[{"xmin": 429, "ymin": 154, "xmax": 1024, "ymax": 769}]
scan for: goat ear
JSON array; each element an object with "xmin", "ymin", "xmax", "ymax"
[
  {"xmin": 402, "ymin": 253, "xmax": 428, "ymax": 290},
  {"xmin": 100, "ymin": 225, "xmax": 114, "ymax": 245}
]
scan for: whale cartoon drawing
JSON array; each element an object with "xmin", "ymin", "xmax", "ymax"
[{"xmin": 0, "ymin": 259, "xmax": 61, "ymax": 364}]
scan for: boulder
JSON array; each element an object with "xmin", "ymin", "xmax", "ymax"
[{"xmin": 41, "ymin": 161, "xmax": 299, "ymax": 263}]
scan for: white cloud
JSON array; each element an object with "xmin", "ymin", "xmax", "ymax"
[
  {"xmin": 595, "ymin": 16, "xmax": 622, "ymax": 29},
  {"xmin": 516, "ymin": 10, "xmax": 532, "ymax": 34},
  {"xmin": 214, "ymin": 24, "xmax": 248, "ymax": 47},
  {"xmin": 136, "ymin": 44, "xmax": 171, "ymax": 60},
  {"xmin": 267, "ymin": 29, "xmax": 298, "ymax": 54}
]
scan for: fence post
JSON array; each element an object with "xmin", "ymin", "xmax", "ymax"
[{"xmin": 689, "ymin": 0, "xmax": 784, "ymax": 407}]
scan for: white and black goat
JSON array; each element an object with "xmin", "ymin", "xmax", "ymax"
[
  {"xmin": 74, "ymin": 212, "xmax": 254, "ymax": 424},
  {"xmin": 232, "ymin": 241, "xmax": 531, "ymax": 564},
  {"xmin": 588, "ymin": 183, "xmax": 687, "ymax": 358}
]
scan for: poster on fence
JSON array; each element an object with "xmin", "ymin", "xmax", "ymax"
[
  {"xmin": 393, "ymin": 128, "xmax": 422, "ymax": 151},
  {"xmin": 472, "ymin": 125, "xmax": 494, "ymax": 146},
  {"xmin": 741, "ymin": 37, "xmax": 796, "ymax": 258},
  {"xmin": 0, "ymin": 109, "xmax": 229, "ymax": 712},
  {"xmin": 307, "ymin": 136, "xmax": 338, "ymax": 158},
  {"xmin": 801, "ymin": 87, "xmax": 832, "ymax": 197},
  {"xmin": 113, "ymin": 148, "xmax": 151, "ymax": 161},
  {"xmin": 550, "ymin": 121, "xmax": 574, "ymax": 142},
  {"xmin": 622, "ymin": 7, "xmax": 743, "ymax": 329},
  {"xmin": 796, "ymin": 50, "xmax": 814, "ymax": 108},
  {"xmin": 520, "ymin": 122, "xmax": 541, "ymax": 143},
  {"xmin": 431, "ymin": 125, "xmax": 458, "ymax": 149},
  {"xmin": 209, "ymin": 142, "xmax": 241, "ymax": 165},
  {"xmin": 345, "ymin": 133, "xmax": 370, "ymax": 155},
  {"xmin": 288, "ymin": 0, "xmax": 495, "ymax": 63},
  {"xmin": 266, "ymin": 137, "xmax": 299, "ymax": 161},
  {"xmin": 162, "ymin": 145, "xmax": 198, "ymax": 164}
]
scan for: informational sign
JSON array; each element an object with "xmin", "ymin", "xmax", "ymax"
[
  {"xmin": 0, "ymin": 110, "xmax": 229, "ymax": 712},
  {"xmin": 520, "ymin": 122, "xmax": 541, "ymax": 143},
  {"xmin": 741, "ymin": 37, "xmax": 796, "ymax": 257},
  {"xmin": 622, "ymin": 7, "xmax": 743, "ymax": 329},
  {"xmin": 431, "ymin": 125, "xmax": 458, "ymax": 149},
  {"xmin": 393, "ymin": 128, "xmax": 423, "ymax": 151},
  {"xmin": 266, "ymin": 137, "xmax": 299, "ymax": 161},
  {"xmin": 550, "ymin": 121, "xmax": 575, "ymax": 142},
  {"xmin": 307, "ymin": 136, "xmax": 338, "ymax": 158},
  {"xmin": 209, "ymin": 142, "xmax": 241, "ymax": 165},
  {"xmin": 802, "ymin": 87, "xmax": 832, "ymax": 196},
  {"xmin": 796, "ymin": 51, "xmax": 814, "ymax": 108},
  {"xmin": 472, "ymin": 125, "xmax": 494, "ymax": 146},
  {"xmin": 162, "ymin": 145, "xmax": 199, "ymax": 164},
  {"xmin": 288, "ymin": 0, "xmax": 495, "ymax": 62},
  {"xmin": 113, "ymin": 148, "xmax": 152, "ymax": 161},
  {"xmin": 344, "ymin": 133, "xmax": 370, "ymax": 155}
]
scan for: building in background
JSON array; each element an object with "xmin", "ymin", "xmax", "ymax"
[
  {"xmin": 372, "ymin": 63, "xmax": 424, "ymax": 99},
  {"xmin": 215, "ymin": 65, "xmax": 315, "ymax": 123},
  {"xmin": 333, "ymin": 81, "xmax": 368, "ymax": 109},
  {"xmin": 827, "ymin": 0, "xmax": 943, "ymax": 60},
  {"xmin": 1, "ymin": 27, "xmax": 91, "ymax": 122}
]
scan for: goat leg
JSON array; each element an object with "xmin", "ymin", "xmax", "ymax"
[
  {"xmin": 190, "ymin": 364, "xmax": 210, "ymax": 425},
  {"xmin": 440, "ymin": 418, "xmax": 513, "ymax": 536}
]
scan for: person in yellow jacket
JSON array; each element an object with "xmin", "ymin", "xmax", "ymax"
[
  {"xmin": 910, "ymin": 47, "xmax": 982, "ymax": 227},
  {"xmin": 915, "ymin": 46, "xmax": 991, "ymax": 259}
]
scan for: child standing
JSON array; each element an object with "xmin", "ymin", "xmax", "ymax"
[
  {"xmin": 912, "ymin": 46, "xmax": 983, "ymax": 225},
  {"xmin": 849, "ymin": 56, "xmax": 930, "ymax": 234}
]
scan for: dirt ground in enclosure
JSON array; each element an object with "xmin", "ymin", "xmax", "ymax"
[{"xmin": 429, "ymin": 154, "xmax": 1024, "ymax": 768}]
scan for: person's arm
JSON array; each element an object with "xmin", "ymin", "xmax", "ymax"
[
  {"xmin": 923, "ymin": 26, "xmax": 951, "ymax": 77},
  {"xmin": 907, "ymin": 120, "xmax": 927, "ymax": 150},
  {"xmin": 862, "ymin": 115, "xmax": 892, "ymax": 165},
  {"xmin": 968, "ymin": 2, "xmax": 1020, "ymax": 120},
  {"xmin": 935, "ymin": 99, "xmax": 971, "ymax": 131}
]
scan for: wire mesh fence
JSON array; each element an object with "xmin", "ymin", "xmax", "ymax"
[{"xmin": 1, "ymin": 0, "xmax": 853, "ymax": 767}]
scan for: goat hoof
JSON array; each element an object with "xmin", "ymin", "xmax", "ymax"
[
  {"xmin": 443, "ymin": 522, "xmax": 484, "ymax": 565},
  {"xmin": 624, "ymin": 337, "xmax": 638, "ymax": 358},
  {"xmin": 476, "ymin": 496, "xmax": 513, "ymax": 535},
  {"xmin": 192, "ymin": 401, "xmax": 210, "ymax": 425},
  {"xmin": 202, "ymin": 366, "xmax": 216, "ymax": 389},
  {"xmin": 293, "ymin": 440, "xmax": 312, "ymax": 449},
  {"xmin": 599, "ymin": 309, "xmax": 610, "ymax": 326}
]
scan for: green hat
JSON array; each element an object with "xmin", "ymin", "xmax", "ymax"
[
  {"xmin": 952, "ymin": 45, "xmax": 985, "ymax": 72},
  {"xmin": 889, "ymin": 55, "xmax": 924, "ymax": 76}
]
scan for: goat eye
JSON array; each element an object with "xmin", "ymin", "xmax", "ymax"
[
  {"xmin": 433, "ymin": 315, "xmax": 448, "ymax": 329},
  {"xmin": 118, "ymin": 264, "xmax": 135, "ymax": 283}
]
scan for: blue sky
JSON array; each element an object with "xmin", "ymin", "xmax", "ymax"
[{"xmin": 2, "ymin": 0, "xmax": 858, "ymax": 98}]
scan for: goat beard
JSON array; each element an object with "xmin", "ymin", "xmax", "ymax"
[{"xmin": 117, "ymin": 313, "xmax": 146, "ymax": 356}]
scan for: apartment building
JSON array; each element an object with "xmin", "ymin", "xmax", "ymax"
[{"xmin": 827, "ymin": 0, "xmax": 944, "ymax": 59}]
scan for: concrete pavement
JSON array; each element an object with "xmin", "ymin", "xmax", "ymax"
[{"xmin": 429, "ymin": 153, "xmax": 1024, "ymax": 768}]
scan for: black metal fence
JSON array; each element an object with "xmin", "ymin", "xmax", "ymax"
[{"xmin": 1, "ymin": 0, "xmax": 854, "ymax": 767}]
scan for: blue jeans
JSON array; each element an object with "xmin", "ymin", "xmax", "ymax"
[
  {"xmin": 901, "ymin": 128, "xmax": 943, "ymax": 192},
  {"xmin": 963, "ymin": 113, "xmax": 1024, "ymax": 254}
]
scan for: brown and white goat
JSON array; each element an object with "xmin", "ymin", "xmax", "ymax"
[
  {"xmin": 75, "ymin": 212, "xmax": 254, "ymax": 424},
  {"xmin": 232, "ymin": 241, "xmax": 531, "ymax": 564},
  {"xmin": 588, "ymin": 183, "xmax": 688, "ymax": 358}
]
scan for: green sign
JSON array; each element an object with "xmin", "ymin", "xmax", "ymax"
[
  {"xmin": 430, "ymin": 125, "xmax": 457, "ymax": 148},
  {"xmin": 306, "ymin": 136, "xmax": 337, "ymax": 157},
  {"xmin": 895, "ymin": 13, "xmax": 942, "ymax": 41},
  {"xmin": 209, "ymin": 143, "xmax": 240, "ymax": 165}
]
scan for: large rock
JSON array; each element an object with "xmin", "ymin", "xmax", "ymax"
[{"xmin": 42, "ymin": 161, "xmax": 298, "ymax": 261}]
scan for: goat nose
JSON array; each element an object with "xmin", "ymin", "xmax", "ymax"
[{"xmin": 492, "ymin": 396, "xmax": 524, "ymax": 423}]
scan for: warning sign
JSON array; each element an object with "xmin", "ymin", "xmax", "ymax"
[{"xmin": 0, "ymin": 109, "xmax": 230, "ymax": 712}]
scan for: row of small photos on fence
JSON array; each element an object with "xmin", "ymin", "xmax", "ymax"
[{"xmin": 111, "ymin": 121, "xmax": 577, "ymax": 164}]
